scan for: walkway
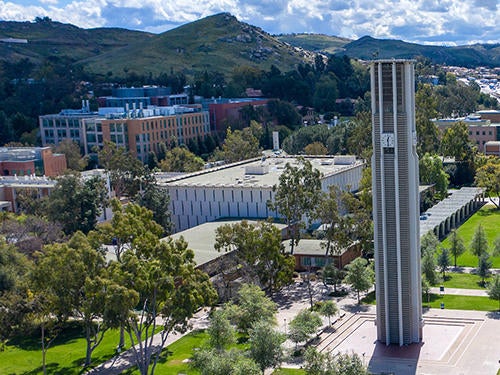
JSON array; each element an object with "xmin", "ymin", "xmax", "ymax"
[{"xmin": 429, "ymin": 287, "xmax": 488, "ymax": 296}]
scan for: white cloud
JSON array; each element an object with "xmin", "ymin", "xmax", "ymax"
[{"xmin": 0, "ymin": 0, "xmax": 498, "ymax": 45}]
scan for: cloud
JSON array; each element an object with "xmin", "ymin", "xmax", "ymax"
[{"xmin": 0, "ymin": 0, "xmax": 498, "ymax": 45}]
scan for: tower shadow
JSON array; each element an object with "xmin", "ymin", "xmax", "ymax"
[{"xmin": 368, "ymin": 340, "xmax": 422, "ymax": 375}]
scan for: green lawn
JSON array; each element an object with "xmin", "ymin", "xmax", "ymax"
[
  {"xmin": 441, "ymin": 272, "xmax": 490, "ymax": 289},
  {"xmin": 273, "ymin": 368, "xmax": 306, "ymax": 375},
  {"xmin": 124, "ymin": 330, "xmax": 251, "ymax": 375},
  {"xmin": 440, "ymin": 205, "xmax": 500, "ymax": 268},
  {"xmin": 422, "ymin": 294, "xmax": 498, "ymax": 311},
  {"xmin": 0, "ymin": 323, "xmax": 133, "ymax": 375},
  {"xmin": 363, "ymin": 291, "xmax": 498, "ymax": 311}
]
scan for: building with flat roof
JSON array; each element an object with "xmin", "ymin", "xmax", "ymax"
[
  {"xmin": 158, "ymin": 155, "xmax": 364, "ymax": 233},
  {"xmin": 40, "ymin": 103, "xmax": 211, "ymax": 162},
  {"xmin": 371, "ymin": 60, "xmax": 422, "ymax": 346},
  {"xmin": 0, "ymin": 147, "xmax": 66, "ymax": 177}
]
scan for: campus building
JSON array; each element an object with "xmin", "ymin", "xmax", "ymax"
[
  {"xmin": 40, "ymin": 103, "xmax": 210, "ymax": 162},
  {"xmin": 0, "ymin": 147, "xmax": 66, "ymax": 177},
  {"xmin": 157, "ymin": 155, "xmax": 364, "ymax": 233},
  {"xmin": 371, "ymin": 60, "xmax": 422, "ymax": 346}
]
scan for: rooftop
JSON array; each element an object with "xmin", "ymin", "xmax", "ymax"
[
  {"xmin": 158, "ymin": 156, "xmax": 363, "ymax": 189},
  {"xmin": 166, "ymin": 219, "xmax": 287, "ymax": 266}
]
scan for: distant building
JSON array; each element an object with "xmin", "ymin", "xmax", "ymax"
[
  {"xmin": 97, "ymin": 86, "xmax": 189, "ymax": 108},
  {"xmin": 432, "ymin": 115, "xmax": 500, "ymax": 152},
  {"xmin": 484, "ymin": 141, "xmax": 500, "ymax": 156},
  {"xmin": 158, "ymin": 155, "xmax": 364, "ymax": 233},
  {"xmin": 0, "ymin": 147, "xmax": 66, "ymax": 177},
  {"xmin": 0, "ymin": 175, "xmax": 56, "ymax": 212},
  {"xmin": 40, "ymin": 103, "xmax": 210, "ymax": 162},
  {"xmin": 207, "ymin": 98, "xmax": 269, "ymax": 134}
]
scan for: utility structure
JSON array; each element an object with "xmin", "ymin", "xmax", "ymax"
[{"xmin": 371, "ymin": 60, "xmax": 422, "ymax": 346}]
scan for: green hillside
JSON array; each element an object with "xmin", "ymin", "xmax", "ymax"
[
  {"xmin": 0, "ymin": 19, "xmax": 152, "ymax": 65},
  {"xmin": 80, "ymin": 13, "xmax": 316, "ymax": 78},
  {"xmin": 340, "ymin": 36, "xmax": 500, "ymax": 67},
  {"xmin": 275, "ymin": 33, "xmax": 351, "ymax": 54}
]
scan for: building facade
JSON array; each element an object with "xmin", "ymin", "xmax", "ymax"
[
  {"xmin": 371, "ymin": 60, "xmax": 422, "ymax": 346},
  {"xmin": 158, "ymin": 156, "xmax": 364, "ymax": 233},
  {"xmin": 40, "ymin": 104, "xmax": 210, "ymax": 162},
  {"xmin": 0, "ymin": 147, "xmax": 66, "ymax": 177}
]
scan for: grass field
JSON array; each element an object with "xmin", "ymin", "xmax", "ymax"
[
  {"xmin": 422, "ymin": 294, "xmax": 498, "ymax": 311},
  {"xmin": 272, "ymin": 368, "xmax": 306, "ymax": 375},
  {"xmin": 441, "ymin": 205, "xmax": 500, "ymax": 268},
  {"xmin": 363, "ymin": 291, "xmax": 498, "ymax": 311},
  {"xmin": 0, "ymin": 323, "xmax": 133, "ymax": 375},
  {"xmin": 441, "ymin": 272, "xmax": 490, "ymax": 289}
]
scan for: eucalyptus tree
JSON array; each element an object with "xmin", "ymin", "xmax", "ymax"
[{"xmin": 268, "ymin": 157, "xmax": 321, "ymax": 254}]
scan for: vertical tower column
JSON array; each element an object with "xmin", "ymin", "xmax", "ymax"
[{"xmin": 371, "ymin": 60, "xmax": 422, "ymax": 346}]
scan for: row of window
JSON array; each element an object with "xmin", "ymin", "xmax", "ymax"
[{"xmin": 469, "ymin": 130, "xmax": 494, "ymax": 136}]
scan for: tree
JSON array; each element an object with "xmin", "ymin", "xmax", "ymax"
[
  {"xmin": 315, "ymin": 186, "xmax": 341, "ymax": 257},
  {"xmin": 477, "ymin": 254, "xmax": 492, "ymax": 287},
  {"xmin": 54, "ymin": 139, "xmax": 87, "ymax": 171},
  {"xmin": 441, "ymin": 121, "xmax": 475, "ymax": 162},
  {"xmin": 493, "ymin": 235, "xmax": 500, "ymax": 257},
  {"xmin": 344, "ymin": 257, "xmax": 374, "ymax": 304},
  {"xmin": 470, "ymin": 224, "xmax": 489, "ymax": 267},
  {"xmin": 419, "ymin": 153, "xmax": 449, "ymax": 199},
  {"xmin": 248, "ymin": 320, "xmax": 286, "ymax": 374},
  {"xmin": 422, "ymin": 276, "xmax": 431, "ymax": 307},
  {"xmin": 322, "ymin": 263, "xmax": 345, "ymax": 294},
  {"xmin": 158, "ymin": 146, "xmax": 204, "ymax": 172},
  {"xmin": 313, "ymin": 74, "xmax": 339, "ymax": 113},
  {"xmin": 437, "ymin": 248, "xmax": 451, "ymax": 279},
  {"xmin": 448, "ymin": 229, "xmax": 466, "ymax": 268},
  {"xmin": 319, "ymin": 300, "xmax": 338, "ymax": 326},
  {"xmin": 32, "ymin": 232, "xmax": 136, "ymax": 367},
  {"xmin": 304, "ymin": 141, "xmax": 328, "ymax": 155},
  {"xmin": 191, "ymin": 348, "xmax": 261, "ymax": 375},
  {"xmin": 420, "ymin": 231, "xmax": 440, "ymax": 256},
  {"xmin": 487, "ymin": 274, "xmax": 500, "ymax": 311},
  {"xmin": 213, "ymin": 125, "xmax": 261, "ymax": 163},
  {"xmin": 415, "ymin": 84, "xmax": 440, "ymax": 155},
  {"xmin": 136, "ymin": 183, "xmax": 172, "ymax": 235},
  {"xmin": 120, "ymin": 237, "xmax": 217, "ymax": 375},
  {"xmin": 422, "ymin": 249, "xmax": 439, "ymax": 285},
  {"xmin": 268, "ymin": 158, "xmax": 322, "ymax": 254},
  {"xmin": 288, "ymin": 309, "xmax": 322, "ymax": 348},
  {"xmin": 225, "ymin": 283, "xmax": 277, "ymax": 334},
  {"xmin": 95, "ymin": 199, "xmax": 164, "ymax": 262},
  {"xmin": 214, "ymin": 220, "xmax": 294, "ymax": 294},
  {"xmin": 97, "ymin": 141, "xmax": 145, "ymax": 198},
  {"xmin": 45, "ymin": 173, "xmax": 108, "ymax": 234},
  {"xmin": 207, "ymin": 309, "xmax": 236, "ymax": 352},
  {"xmin": 475, "ymin": 157, "xmax": 500, "ymax": 210}
]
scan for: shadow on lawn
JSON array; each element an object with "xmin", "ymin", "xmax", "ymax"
[{"xmin": 8, "ymin": 321, "xmax": 84, "ymax": 351}]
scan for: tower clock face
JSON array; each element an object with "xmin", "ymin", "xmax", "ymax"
[{"xmin": 381, "ymin": 133, "xmax": 395, "ymax": 148}]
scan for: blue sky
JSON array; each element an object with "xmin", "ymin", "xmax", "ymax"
[{"xmin": 0, "ymin": 0, "xmax": 498, "ymax": 45}]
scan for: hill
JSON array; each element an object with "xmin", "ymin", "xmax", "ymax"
[
  {"xmin": 275, "ymin": 33, "xmax": 351, "ymax": 54},
  {"xmin": 0, "ymin": 18, "xmax": 153, "ymax": 65},
  {"xmin": 0, "ymin": 14, "xmax": 315, "ymax": 79},
  {"xmin": 1, "ymin": 15, "xmax": 499, "ymax": 80},
  {"xmin": 340, "ymin": 36, "xmax": 500, "ymax": 67},
  {"xmin": 80, "ymin": 13, "xmax": 316, "ymax": 77}
]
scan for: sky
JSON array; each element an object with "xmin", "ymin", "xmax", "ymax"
[{"xmin": 0, "ymin": 0, "xmax": 498, "ymax": 46}]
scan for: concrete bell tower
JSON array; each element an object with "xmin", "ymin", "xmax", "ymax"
[{"xmin": 371, "ymin": 60, "xmax": 422, "ymax": 346}]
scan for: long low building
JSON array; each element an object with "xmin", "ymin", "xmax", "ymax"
[{"xmin": 158, "ymin": 155, "xmax": 365, "ymax": 233}]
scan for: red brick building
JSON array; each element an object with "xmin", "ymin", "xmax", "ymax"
[{"xmin": 0, "ymin": 147, "xmax": 66, "ymax": 177}]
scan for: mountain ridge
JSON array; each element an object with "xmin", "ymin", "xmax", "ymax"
[{"xmin": 1, "ymin": 13, "xmax": 498, "ymax": 79}]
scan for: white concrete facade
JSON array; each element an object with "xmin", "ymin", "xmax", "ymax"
[
  {"xmin": 159, "ymin": 156, "xmax": 365, "ymax": 233},
  {"xmin": 371, "ymin": 60, "xmax": 422, "ymax": 346}
]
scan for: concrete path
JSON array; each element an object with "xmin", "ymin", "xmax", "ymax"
[{"xmin": 430, "ymin": 287, "xmax": 488, "ymax": 296}]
